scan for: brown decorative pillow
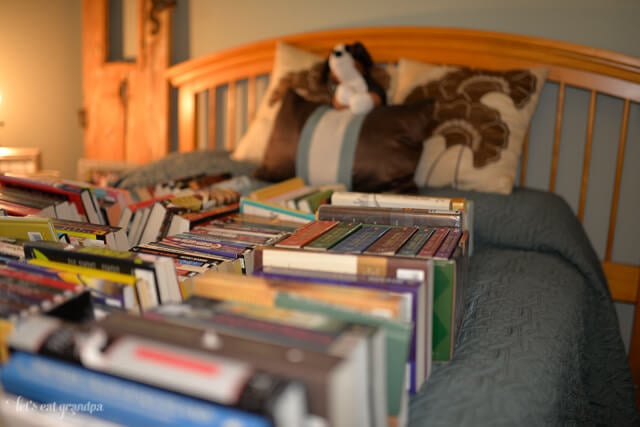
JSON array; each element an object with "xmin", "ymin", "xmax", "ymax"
[
  {"xmin": 254, "ymin": 89, "xmax": 436, "ymax": 193},
  {"xmin": 393, "ymin": 58, "xmax": 547, "ymax": 194}
]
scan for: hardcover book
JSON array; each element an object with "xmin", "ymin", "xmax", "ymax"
[
  {"xmin": 1, "ymin": 351, "xmax": 274, "ymax": 427},
  {"xmin": 317, "ymin": 204, "xmax": 463, "ymax": 228},
  {"xmin": 303, "ymin": 222, "xmax": 362, "ymax": 251}
]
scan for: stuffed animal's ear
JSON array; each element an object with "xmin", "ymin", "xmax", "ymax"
[
  {"xmin": 320, "ymin": 58, "xmax": 331, "ymax": 83},
  {"xmin": 348, "ymin": 41, "xmax": 374, "ymax": 71}
]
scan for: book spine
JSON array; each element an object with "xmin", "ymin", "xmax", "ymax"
[
  {"xmin": 364, "ymin": 226, "xmax": 419, "ymax": 256},
  {"xmin": 180, "ymin": 202, "xmax": 240, "ymax": 226},
  {"xmin": 161, "ymin": 237, "xmax": 249, "ymax": 259},
  {"xmin": 396, "ymin": 228, "xmax": 436, "ymax": 257},
  {"xmin": 1, "ymin": 351, "xmax": 272, "ymax": 427},
  {"xmin": 415, "ymin": 228, "xmax": 450, "ymax": 259},
  {"xmin": 248, "ymin": 177, "xmax": 306, "ymax": 200},
  {"xmin": 275, "ymin": 220, "xmax": 340, "ymax": 248},
  {"xmin": 303, "ymin": 222, "xmax": 363, "ymax": 251},
  {"xmin": 171, "ymin": 232, "xmax": 254, "ymax": 249},
  {"xmin": 328, "ymin": 224, "xmax": 391, "ymax": 254},
  {"xmin": 331, "ymin": 191, "xmax": 453, "ymax": 210},
  {"xmin": 239, "ymin": 198, "xmax": 316, "ymax": 224},
  {"xmin": 317, "ymin": 205, "xmax": 462, "ymax": 228},
  {"xmin": 433, "ymin": 228, "xmax": 463, "ymax": 260}
]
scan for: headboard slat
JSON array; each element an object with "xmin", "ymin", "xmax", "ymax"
[
  {"xmin": 226, "ymin": 82, "xmax": 237, "ymax": 151},
  {"xmin": 207, "ymin": 88, "xmax": 217, "ymax": 150},
  {"xmin": 549, "ymin": 82, "xmax": 566, "ymax": 192},
  {"xmin": 578, "ymin": 91, "xmax": 597, "ymax": 222},
  {"xmin": 247, "ymin": 77, "xmax": 257, "ymax": 123},
  {"xmin": 605, "ymin": 99, "xmax": 631, "ymax": 262}
]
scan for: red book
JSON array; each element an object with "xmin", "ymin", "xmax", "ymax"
[
  {"xmin": 415, "ymin": 227, "xmax": 450, "ymax": 259},
  {"xmin": 275, "ymin": 221, "xmax": 340, "ymax": 249}
]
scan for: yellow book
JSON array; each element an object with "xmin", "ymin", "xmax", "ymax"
[
  {"xmin": 248, "ymin": 177, "xmax": 306, "ymax": 201},
  {"xmin": 0, "ymin": 216, "xmax": 58, "ymax": 242},
  {"xmin": 26, "ymin": 258, "xmax": 157, "ymax": 310},
  {"xmin": 193, "ymin": 270, "xmax": 406, "ymax": 320}
]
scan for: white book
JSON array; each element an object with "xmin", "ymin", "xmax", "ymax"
[{"xmin": 331, "ymin": 191, "xmax": 454, "ymax": 210}]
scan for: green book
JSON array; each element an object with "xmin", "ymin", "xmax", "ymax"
[
  {"xmin": 432, "ymin": 242, "xmax": 469, "ymax": 362},
  {"xmin": 297, "ymin": 188, "xmax": 335, "ymax": 213},
  {"xmin": 303, "ymin": 222, "xmax": 362, "ymax": 251},
  {"xmin": 275, "ymin": 292, "xmax": 412, "ymax": 417}
]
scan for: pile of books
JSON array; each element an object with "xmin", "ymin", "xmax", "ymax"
[{"xmin": 0, "ymin": 172, "xmax": 473, "ymax": 427}]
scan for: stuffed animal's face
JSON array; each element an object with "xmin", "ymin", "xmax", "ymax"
[{"xmin": 329, "ymin": 44, "xmax": 367, "ymax": 85}]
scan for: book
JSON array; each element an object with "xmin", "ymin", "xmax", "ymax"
[
  {"xmin": 239, "ymin": 197, "xmax": 316, "ymax": 224},
  {"xmin": 51, "ymin": 218, "xmax": 128, "ymax": 251},
  {"xmin": 317, "ymin": 204, "xmax": 463, "ymax": 228},
  {"xmin": 248, "ymin": 177, "xmax": 306, "ymax": 201},
  {"xmin": 56, "ymin": 312, "xmax": 356, "ymax": 426},
  {"xmin": 1, "ymin": 351, "xmax": 275, "ymax": 427},
  {"xmin": 297, "ymin": 188, "xmax": 335, "ymax": 213},
  {"xmin": 22, "ymin": 240, "xmax": 182, "ymax": 304},
  {"xmin": 254, "ymin": 245, "xmax": 432, "ymax": 282},
  {"xmin": 364, "ymin": 225, "xmax": 419, "ymax": 256},
  {"xmin": 331, "ymin": 191, "xmax": 458, "ymax": 210},
  {"xmin": 275, "ymin": 220, "xmax": 340, "ymax": 249},
  {"xmin": 192, "ymin": 270, "xmax": 409, "ymax": 321},
  {"xmin": 0, "ymin": 216, "xmax": 59, "ymax": 242},
  {"xmin": 181, "ymin": 202, "xmax": 240, "ymax": 228},
  {"xmin": 303, "ymin": 222, "xmax": 363, "ymax": 251},
  {"xmin": 207, "ymin": 212, "xmax": 302, "ymax": 234},
  {"xmin": 396, "ymin": 227, "xmax": 436, "ymax": 257},
  {"xmin": 415, "ymin": 227, "xmax": 450, "ymax": 259}
]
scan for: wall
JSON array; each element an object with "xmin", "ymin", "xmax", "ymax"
[
  {"xmin": 0, "ymin": 0, "xmax": 83, "ymax": 180},
  {"xmin": 190, "ymin": 0, "xmax": 640, "ymax": 58}
]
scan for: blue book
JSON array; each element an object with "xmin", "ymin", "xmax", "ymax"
[
  {"xmin": 1, "ymin": 352, "xmax": 272, "ymax": 427},
  {"xmin": 328, "ymin": 224, "xmax": 391, "ymax": 254}
]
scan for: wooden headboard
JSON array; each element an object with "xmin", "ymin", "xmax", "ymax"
[{"xmin": 166, "ymin": 26, "xmax": 640, "ymax": 392}]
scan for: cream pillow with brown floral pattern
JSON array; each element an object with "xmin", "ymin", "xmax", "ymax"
[{"xmin": 393, "ymin": 58, "xmax": 547, "ymax": 194}]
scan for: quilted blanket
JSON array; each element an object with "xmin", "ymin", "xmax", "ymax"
[{"xmin": 411, "ymin": 187, "xmax": 639, "ymax": 426}]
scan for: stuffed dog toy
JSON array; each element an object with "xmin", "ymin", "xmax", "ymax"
[{"xmin": 322, "ymin": 42, "xmax": 387, "ymax": 114}]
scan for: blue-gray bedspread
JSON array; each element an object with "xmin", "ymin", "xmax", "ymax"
[
  {"xmin": 411, "ymin": 187, "xmax": 639, "ymax": 426},
  {"xmin": 115, "ymin": 151, "xmax": 639, "ymax": 426}
]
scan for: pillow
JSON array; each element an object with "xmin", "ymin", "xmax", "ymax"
[
  {"xmin": 253, "ymin": 89, "xmax": 436, "ymax": 193},
  {"xmin": 231, "ymin": 43, "xmax": 323, "ymax": 164},
  {"xmin": 393, "ymin": 58, "xmax": 548, "ymax": 194}
]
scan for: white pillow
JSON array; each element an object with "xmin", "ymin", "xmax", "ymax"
[
  {"xmin": 231, "ymin": 43, "xmax": 322, "ymax": 164},
  {"xmin": 394, "ymin": 58, "xmax": 547, "ymax": 194}
]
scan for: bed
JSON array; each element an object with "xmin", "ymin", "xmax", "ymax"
[{"xmin": 114, "ymin": 27, "xmax": 640, "ymax": 425}]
